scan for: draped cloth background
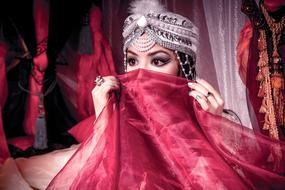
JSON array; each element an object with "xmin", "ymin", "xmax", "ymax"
[
  {"xmin": 0, "ymin": 0, "xmax": 260, "ymax": 162},
  {"xmin": 0, "ymin": 43, "xmax": 10, "ymax": 163},
  {"xmin": 101, "ymin": 0, "xmax": 251, "ymax": 127}
]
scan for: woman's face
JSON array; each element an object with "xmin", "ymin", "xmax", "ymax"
[{"xmin": 126, "ymin": 43, "xmax": 180, "ymax": 75}]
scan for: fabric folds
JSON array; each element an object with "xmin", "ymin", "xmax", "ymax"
[{"xmin": 48, "ymin": 69, "xmax": 285, "ymax": 190}]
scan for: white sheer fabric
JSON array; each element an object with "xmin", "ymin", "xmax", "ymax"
[
  {"xmin": 202, "ymin": 0, "xmax": 251, "ymax": 127},
  {"xmin": 102, "ymin": 0, "xmax": 252, "ymax": 128}
]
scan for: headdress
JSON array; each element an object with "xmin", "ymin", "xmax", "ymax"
[{"xmin": 122, "ymin": 0, "xmax": 199, "ymax": 79}]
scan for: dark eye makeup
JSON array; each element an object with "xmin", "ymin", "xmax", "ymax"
[
  {"xmin": 127, "ymin": 57, "xmax": 138, "ymax": 66},
  {"xmin": 151, "ymin": 55, "xmax": 171, "ymax": 66},
  {"xmin": 126, "ymin": 51, "xmax": 172, "ymax": 67}
]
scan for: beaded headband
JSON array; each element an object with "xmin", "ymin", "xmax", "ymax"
[
  {"xmin": 122, "ymin": 0, "xmax": 199, "ymax": 79},
  {"xmin": 122, "ymin": 0, "xmax": 199, "ymax": 59}
]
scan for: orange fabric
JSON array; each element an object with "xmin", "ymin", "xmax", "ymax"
[{"xmin": 236, "ymin": 21, "xmax": 253, "ymax": 85}]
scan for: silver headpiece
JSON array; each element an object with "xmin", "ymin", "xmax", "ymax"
[{"xmin": 122, "ymin": 0, "xmax": 199, "ymax": 79}]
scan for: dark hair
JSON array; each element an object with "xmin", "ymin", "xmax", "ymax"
[
  {"xmin": 177, "ymin": 51, "xmax": 196, "ymax": 80},
  {"xmin": 176, "ymin": 53, "xmax": 242, "ymax": 125}
]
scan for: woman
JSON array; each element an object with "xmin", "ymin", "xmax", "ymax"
[
  {"xmin": 1, "ymin": 0, "xmax": 284, "ymax": 189},
  {"xmin": 92, "ymin": 6, "xmax": 224, "ymax": 119},
  {"xmin": 48, "ymin": 0, "xmax": 285, "ymax": 189}
]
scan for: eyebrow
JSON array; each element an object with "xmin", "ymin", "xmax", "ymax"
[
  {"xmin": 148, "ymin": 50, "xmax": 170, "ymax": 56},
  {"xmin": 127, "ymin": 50, "xmax": 138, "ymax": 56},
  {"xmin": 127, "ymin": 50, "xmax": 171, "ymax": 56}
]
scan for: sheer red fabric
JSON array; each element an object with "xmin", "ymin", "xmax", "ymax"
[
  {"xmin": 48, "ymin": 69, "xmax": 285, "ymax": 190},
  {"xmin": 236, "ymin": 21, "xmax": 263, "ymax": 134}
]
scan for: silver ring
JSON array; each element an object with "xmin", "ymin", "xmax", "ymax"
[
  {"xmin": 196, "ymin": 95, "xmax": 201, "ymax": 100},
  {"xmin": 206, "ymin": 91, "xmax": 213, "ymax": 98},
  {"xmin": 94, "ymin": 75, "xmax": 104, "ymax": 86}
]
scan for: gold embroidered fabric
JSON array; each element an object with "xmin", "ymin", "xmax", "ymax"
[{"xmin": 257, "ymin": 5, "xmax": 285, "ymax": 139}]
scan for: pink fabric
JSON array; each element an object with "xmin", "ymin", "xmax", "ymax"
[
  {"xmin": 48, "ymin": 69, "xmax": 285, "ymax": 190},
  {"xmin": 0, "ymin": 43, "xmax": 10, "ymax": 164}
]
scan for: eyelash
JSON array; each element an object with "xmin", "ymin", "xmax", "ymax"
[
  {"xmin": 127, "ymin": 57, "xmax": 137, "ymax": 66},
  {"xmin": 152, "ymin": 58, "xmax": 170, "ymax": 66},
  {"xmin": 127, "ymin": 57, "xmax": 170, "ymax": 67}
]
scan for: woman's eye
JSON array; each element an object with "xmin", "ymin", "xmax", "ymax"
[
  {"xmin": 152, "ymin": 58, "xmax": 170, "ymax": 66},
  {"xmin": 127, "ymin": 58, "xmax": 137, "ymax": 66}
]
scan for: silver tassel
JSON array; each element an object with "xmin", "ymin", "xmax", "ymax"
[{"xmin": 33, "ymin": 94, "xmax": 48, "ymax": 149}]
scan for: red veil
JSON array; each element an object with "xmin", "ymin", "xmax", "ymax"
[{"xmin": 48, "ymin": 69, "xmax": 285, "ymax": 190}]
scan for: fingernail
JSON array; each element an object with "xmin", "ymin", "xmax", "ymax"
[
  {"xmin": 196, "ymin": 78, "xmax": 201, "ymax": 82},
  {"xmin": 196, "ymin": 95, "xmax": 201, "ymax": 100},
  {"xmin": 188, "ymin": 82, "xmax": 194, "ymax": 87}
]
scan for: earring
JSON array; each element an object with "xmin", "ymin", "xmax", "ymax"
[{"xmin": 124, "ymin": 51, "xmax": 127, "ymax": 73}]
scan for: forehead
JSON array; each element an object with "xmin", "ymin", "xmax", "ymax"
[{"xmin": 127, "ymin": 43, "xmax": 175, "ymax": 56}]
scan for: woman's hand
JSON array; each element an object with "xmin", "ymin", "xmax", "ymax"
[
  {"xmin": 188, "ymin": 78, "xmax": 224, "ymax": 115},
  {"xmin": 92, "ymin": 76, "xmax": 120, "ymax": 118}
]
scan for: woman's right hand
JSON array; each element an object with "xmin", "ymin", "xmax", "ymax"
[{"xmin": 92, "ymin": 76, "xmax": 120, "ymax": 118}]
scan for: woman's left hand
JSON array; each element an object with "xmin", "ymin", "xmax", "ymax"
[{"xmin": 188, "ymin": 78, "xmax": 224, "ymax": 115}]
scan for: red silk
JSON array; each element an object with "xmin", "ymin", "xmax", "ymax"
[
  {"xmin": 68, "ymin": 115, "xmax": 95, "ymax": 142},
  {"xmin": 0, "ymin": 43, "xmax": 10, "ymax": 163},
  {"xmin": 22, "ymin": 0, "xmax": 49, "ymax": 139},
  {"xmin": 58, "ymin": 6, "xmax": 116, "ymax": 120},
  {"xmin": 48, "ymin": 69, "xmax": 285, "ymax": 190},
  {"xmin": 33, "ymin": 0, "xmax": 49, "ymax": 42},
  {"xmin": 236, "ymin": 21, "xmax": 253, "ymax": 85}
]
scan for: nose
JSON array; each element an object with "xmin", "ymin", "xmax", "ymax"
[{"xmin": 137, "ymin": 60, "xmax": 149, "ymax": 70}]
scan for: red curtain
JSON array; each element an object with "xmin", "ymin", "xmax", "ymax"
[
  {"xmin": 57, "ymin": 6, "xmax": 116, "ymax": 121},
  {"xmin": 0, "ymin": 43, "xmax": 10, "ymax": 163}
]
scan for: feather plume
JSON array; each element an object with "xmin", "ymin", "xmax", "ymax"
[{"xmin": 128, "ymin": 0, "xmax": 166, "ymax": 15}]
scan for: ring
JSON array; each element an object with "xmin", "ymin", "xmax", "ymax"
[
  {"xmin": 206, "ymin": 92, "xmax": 213, "ymax": 98},
  {"xmin": 94, "ymin": 75, "xmax": 104, "ymax": 86},
  {"xmin": 196, "ymin": 95, "xmax": 201, "ymax": 100}
]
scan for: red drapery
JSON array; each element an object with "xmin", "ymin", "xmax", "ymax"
[
  {"xmin": 57, "ymin": 6, "xmax": 116, "ymax": 121},
  {"xmin": 48, "ymin": 69, "xmax": 285, "ymax": 190},
  {"xmin": 0, "ymin": 43, "xmax": 10, "ymax": 164}
]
